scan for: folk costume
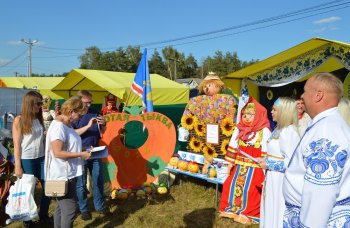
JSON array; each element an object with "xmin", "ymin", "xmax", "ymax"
[
  {"xmin": 260, "ymin": 125, "xmax": 300, "ymax": 228},
  {"xmin": 219, "ymin": 97, "xmax": 271, "ymax": 224},
  {"xmin": 283, "ymin": 108, "xmax": 350, "ymax": 227}
]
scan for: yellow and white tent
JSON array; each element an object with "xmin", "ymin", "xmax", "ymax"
[{"xmin": 51, "ymin": 69, "xmax": 189, "ymax": 105}]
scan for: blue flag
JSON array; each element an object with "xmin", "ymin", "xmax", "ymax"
[{"xmin": 131, "ymin": 48, "xmax": 154, "ymax": 112}]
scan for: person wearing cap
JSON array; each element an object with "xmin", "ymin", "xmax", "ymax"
[
  {"xmin": 198, "ymin": 72, "xmax": 225, "ymax": 96},
  {"xmin": 101, "ymin": 99, "xmax": 118, "ymax": 116}
]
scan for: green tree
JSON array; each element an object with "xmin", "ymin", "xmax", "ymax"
[{"xmin": 149, "ymin": 50, "xmax": 167, "ymax": 76}]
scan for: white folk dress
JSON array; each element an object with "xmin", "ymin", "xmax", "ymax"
[
  {"xmin": 260, "ymin": 125, "xmax": 300, "ymax": 228},
  {"xmin": 283, "ymin": 108, "xmax": 350, "ymax": 228}
]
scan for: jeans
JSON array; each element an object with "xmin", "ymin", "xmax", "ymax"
[
  {"xmin": 21, "ymin": 157, "xmax": 51, "ymax": 218},
  {"xmin": 76, "ymin": 158, "xmax": 105, "ymax": 212}
]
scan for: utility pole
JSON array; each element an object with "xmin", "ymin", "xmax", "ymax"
[
  {"xmin": 21, "ymin": 38, "xmax": 38, "ymax": 77},
  {"xmin": 168, "ymin": 57, "xmax": 180, "ymax": 81}
]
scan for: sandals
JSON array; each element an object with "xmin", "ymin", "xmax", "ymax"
[
  {"xmin": 234, "ymin": 214, "xmax": 252, "ymax": 225},
  {"xmin": 218, "ymin": 211, "xmax": 238, "ymax": 219},
  {"xmin": 218, "ymin": 211, "xmax": 253, "ymax": 225}
]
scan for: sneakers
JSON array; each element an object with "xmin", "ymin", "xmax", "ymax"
[
  {"xmin": 23, "ymin": 222, "xmax": 34, "ymax": 228},
  {"xmin": 39, "ymin": 215, "xmax": 54, "ymax": 225},
  {"xmin": 81, "ymin": 211, "xmax": 92, "ymax": 221}
]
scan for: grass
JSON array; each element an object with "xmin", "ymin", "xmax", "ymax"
[{"xmin": 7, "ymin": 175, "xmax": 258, "ymax": 228}]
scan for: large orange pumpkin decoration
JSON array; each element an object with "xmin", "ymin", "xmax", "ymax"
[{"xmin": 100, "ymin": 112, "xmax": 176, "ymax": 189}]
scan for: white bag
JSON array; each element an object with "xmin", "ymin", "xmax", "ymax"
[{"xmin": 5, "ymin": 174, "xmax": 39, "ymax": 222}]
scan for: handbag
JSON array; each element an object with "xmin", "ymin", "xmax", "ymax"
[
  {"xmin": 45, "ymin": 180, "xmax": 67, "ymax": 197},
  {"xmin": 44, "ymin": 149, "xmax": 68, "ymax": 197}
]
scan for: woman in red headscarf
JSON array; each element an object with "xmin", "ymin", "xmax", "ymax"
[{"xmin": 219, "ymin": 97, "xmax": 271, "ymax": 225}]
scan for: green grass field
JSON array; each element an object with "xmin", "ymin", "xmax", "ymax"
[{"xmin": 7, "ymin": 176, "xmax": 258, "ymax": 228}]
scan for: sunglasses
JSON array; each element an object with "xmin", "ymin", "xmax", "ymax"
[{"xmin": 36, "ymin": 101, "xmax": 43, "ymax": 106}]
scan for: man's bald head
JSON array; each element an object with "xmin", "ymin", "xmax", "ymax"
[{"xmin": 301, "ymin": 72, "xmax": 343, "ymax": 118}]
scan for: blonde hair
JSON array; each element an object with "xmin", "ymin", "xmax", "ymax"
[
  {"xmin": 77, "ymin": 90, "xmax": 92, "ymax": 98},
  {"xmin": 275, "ymin": 97, "xmax": 298, "ymax": 130},
  {"xmin": 20, "ymin": 91, "xmax": 44, "ymax": 134},
  {"xmin": 60, "ymin": 96, "xmax": 86, "ymax": 116},
  {"xmin": 338, "ymin": 97, "xmax": 350, "ymax": 127},
  {"xmin": 313, "ymin": 72, "xmax": 343, "ymax": 101}
]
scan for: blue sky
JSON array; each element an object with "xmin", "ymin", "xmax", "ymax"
[{"xmin": 0, "ymin": 0, "xmax": 349, "ymax": 76}]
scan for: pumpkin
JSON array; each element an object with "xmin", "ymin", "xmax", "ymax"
[
  {"xmin": 116, "ymin": 189, "xmax": 129, "ymax": 200},
  {"xmin": 101, "ymin": 112, "xmax": 176, "ymax": 189},
  {"xmin": 157, "ymin": 183, "xmax": 168, "ymax": 194},
  {"xmin": 177, "ymin": 160, "xmax": 188, "ymax": 171},
  {"xmin": 111, "ymin": 189, "xmax": 118, "ymax": 199},
  {"xmin": 136, "ymin": 189, "xmax": 146, "ymax": 198},
  {"xmin": 188, "ymin": 161, "xmax": 199, "ymax": 173},
  {"xmin": 143, "ymin": 182, "xmax": 152, "ymax": 194},
  {"xmin": 169, "ymin": 156, "xmax": 179, "ymax": 168}
]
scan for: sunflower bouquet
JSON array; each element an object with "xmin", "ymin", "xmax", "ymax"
[
  {"xmin": 220, "ymin": 117, "xmax": 235, "ymax": 137},
  {"xmin": 202, "ymin": 143, "xmax": 218, "ymax": 159},
  {"xmin": 189, "ymin": 137, "xmax": 203, "ymax": 153},
  {"xmin": 181, "ymin": 113, "xmax": 198, "ymax": 130}
]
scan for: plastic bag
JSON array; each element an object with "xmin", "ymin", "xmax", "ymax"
[{"xmin": 5, "ymin": 174, "xmax": 38, "ymax": 222}]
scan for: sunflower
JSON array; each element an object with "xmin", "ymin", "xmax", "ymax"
[
  {"xmin": 220, "ymin": 117, "xmax": 235, "ymax": 136},
  {"xmin": 189, "ymin": 137, "xmax": 203, "ymax": 153},
  {"xmin": 181, "ymin": 114, "xmax": 198, "ymax": 130},
  {"xmin": 194, "ymin": 122, "xmax": 206, "ymax": 137},
  {"xmin": 203, "ymin": 143, "xmax": 218, "ymax": 158},
  {"xmin": 220, "ymin": 139, "xmax": 230, "ymax": 155}
]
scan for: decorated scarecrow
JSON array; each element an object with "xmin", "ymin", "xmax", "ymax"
[
  {"xmin": 219, "ymin": 97, "xmax": 271, "ymax": 225},
  {"xmin": 181, "ymin": 72, "xmax": 237, "ymax": 159}
]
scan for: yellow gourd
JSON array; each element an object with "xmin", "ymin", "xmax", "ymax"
[
  {"xmin": 188, "ymin": 161, "xmax": 199, "ymax": 173},
  {"xmin": 177, "ymin": 160, "xmax": 188, "ymax": 171}
]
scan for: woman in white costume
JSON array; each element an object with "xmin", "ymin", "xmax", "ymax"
[
  {"xmin": 338, "ymin": 97, "xmax": 350, "ymax": 127},
  {"xmin": 257, "ymin": 97, "xmax": 300, "ymax": 228}
]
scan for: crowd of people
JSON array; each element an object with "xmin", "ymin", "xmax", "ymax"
[
  {"xmin": 12, "ymin": 90, "xmax": 112, "ymax": 228},
  {"xmin": 218, "ymin": 72, "xmax": 350, "ymax": 228},
  {"xmin": 10, "ymin": 72, "xmax": 350, "ymax": 227}
]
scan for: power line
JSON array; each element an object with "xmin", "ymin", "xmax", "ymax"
[
  {"xmin": 148, "ymin": 5, "xmax": 350, "ymax": 50},
  {"xmin": 34, "ymin": 0, "xmax": 350, "ymax": 52},
  {"xmin": 0, "ymin": 49, "xmax": 27, "ymax": 68},
  {"xmin": 139, "ymin": 0, "xmax": 350, "ymax": 47},
  {"xmin": 1, "ymin": 0, "xmax": 349, "ymax": 75}
]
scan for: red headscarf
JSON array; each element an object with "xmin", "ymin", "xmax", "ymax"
[{"xmin": 236, "ymin": 97, "xmax": 270, "ymax": 141}]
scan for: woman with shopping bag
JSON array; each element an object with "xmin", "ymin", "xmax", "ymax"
[
  {"xmin": 45, "ymin": 96, "xmax": 91, "ymax": 228},
  {"xmin": 12, "ymin": 91, "xmax": 52, "ymax": 227}
]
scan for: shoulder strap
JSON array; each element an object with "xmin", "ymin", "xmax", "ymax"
[{"xmin": 45, "ymin": 121, "xmax": 68, "ymax": 181}]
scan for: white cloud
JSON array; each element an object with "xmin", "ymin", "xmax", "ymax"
[
  {"xmin": 7, "ymin": 40, "xmax": 44, "ymax": 46},
  {"xmin": 312, "ymin": 25, "xmax": 339, "ymax": 34},
  {"xmin": 0, "ymin": 58, "xmax": 10, "ymax": 65},
  {"xmin": 8, "ymin": 40, "xmax": 23, "ymax": 45},
  {"xmin": 313, "ymin": 16, "xmax": 341, "ymax": 24},
  {"xmin": 312, "ymin": 27, "xmax": 328, "ymax": 33}
]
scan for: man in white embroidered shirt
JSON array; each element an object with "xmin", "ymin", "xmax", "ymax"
[{"xmin": 283, "ymin": 72, "xmax": 350, "ymax": 227}]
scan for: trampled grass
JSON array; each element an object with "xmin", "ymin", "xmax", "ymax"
[{"xmin": 7, "ymin": 176, "xmax": 258, "ymax": 228}]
